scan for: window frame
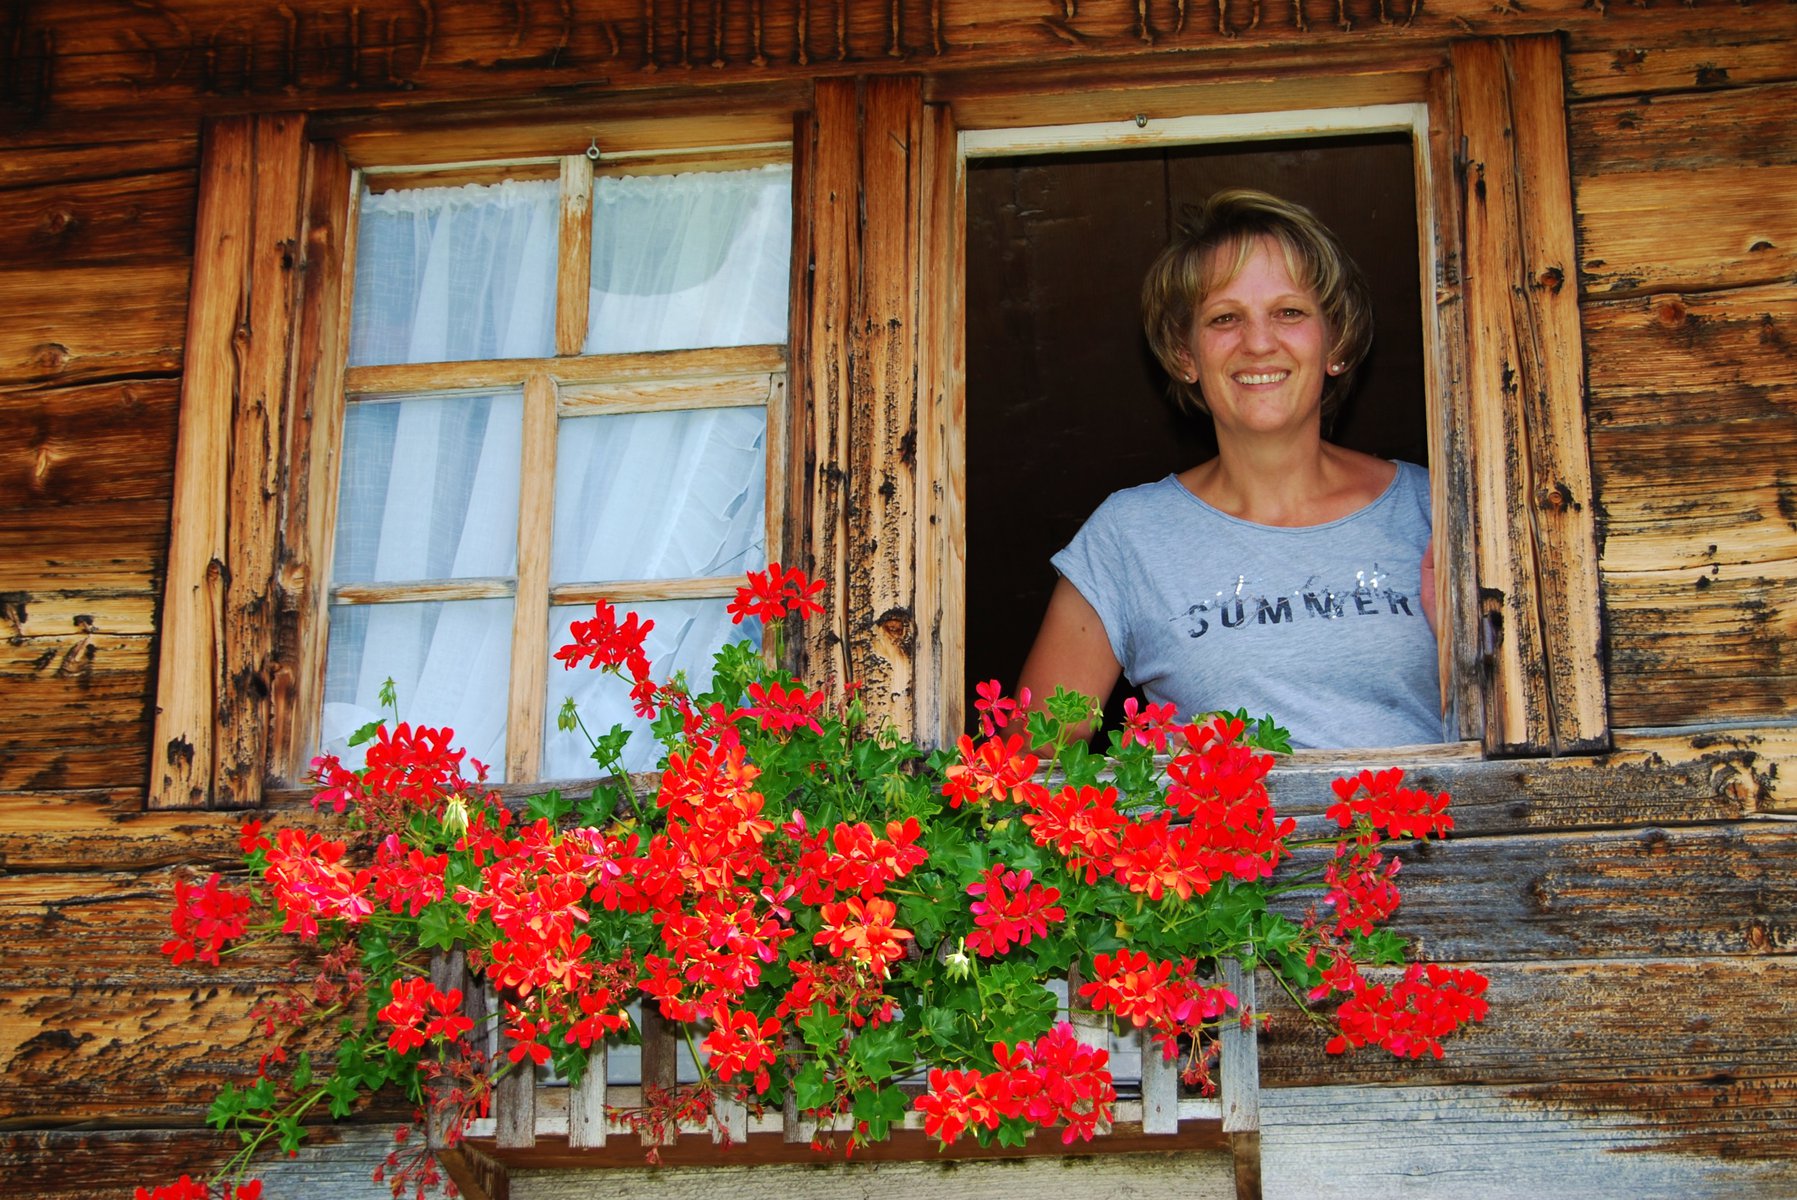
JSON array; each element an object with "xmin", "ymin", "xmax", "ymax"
[
  {"xmin": 921, "ymin": 34, "xmax": 1608, "ymax": 760},
  {"xmin": 150, "ymin": 105, "xmax": 806, "ymax": 809}
]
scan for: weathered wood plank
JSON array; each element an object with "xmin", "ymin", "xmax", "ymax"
[
  {"xmin": 796, "ymin": 80, "xmax": 857, "ymax": 699},
  {"xmin": 270, "ymin": 137, "xmax": 354, "ymax": 783},
  {"xmin": 1577, "ymin": 164, "xmax": 1797, "ymax": 300},
  {"xmin": 1603, "ymin": 559, "xmax": 1797, "ymax": 730},
  {"xmin": 0, "ymin": 592, "xmax": 156, "ymax": 638},
  {"xmin": 1452, "ymin": 36, "xmax": 1608, "ymax": 755},
  {"xmin": 152, "ymin": 114, "xmax": 309, "ymax": 810},
  {"xmin": 1584, "ymin": 282, "xmax": 1797, "ymax": 432},
  {"xmin": 0, "ymin": 136, "xmax": 198, "ymax": 189},
  {"xmin": 1364, "ymin": 823, "xmax": 1797, "ymax": 962},
  {"xmin": 0, "ymin": 169, "xmax": 195, "ymax": 266},
  {"xmin": 1591, "ymin": 419, "xmax": 1797, "ymax": 573},
  {"xmin": 0, "ymin": 502, "xmax": 169, "ymax": 592},
  {"xmin": 2, "ymin": 674, "xmax": 149, "ymax": 752},
  {"xmin": 0, "ymin": 1127, "xmax": 402, "ymax": 1200},
  {"xmin": 342, "ymin": 344, "xmax": 785, "ymax": 396},
  {"xmin": 1272, "ymin": 725, "xmax": 1794, "ymax": 832},
  {"xmin": 0, "ymin": 378, "xmax": 178, "ymax": 510},
  {"xmin": 1259, "ymin": 1080, "xmax": 1797, "ymax": 1198},
  {"xmin": 1569, "ymin": 81, "xmax": 1797, "ymax": 178},
  {"xmin": 849, "ymin": 76, "xmax": 925, "ymax": 735},
  {"xmin": 555, "ymin": 154, "xmax": 593, "ymax": 358},
  {"xmin": 912, "ymin": 100, "xmax": 964, "ymax": 749},
  {"xmin": 0, "ymin": 792, "xmax": 233, "ymax": 868},
  {"xmin": 1566, "ymin": 12, "xmax": 1797, "ymax": 100},
  {"xmin": 8, "ymin": 0, "xmax": 1793, "ymax": 121},
  {"xmin": 0, "ymin": 261, "xmax": 188, "ymax": 387},
  {"xmin": 1258, "ymin": 957, "xmax": 1797, "ymax": 1088},
  {"xmin": 0, "ymin": 630, "xmax": 150, "ymax": 680}
]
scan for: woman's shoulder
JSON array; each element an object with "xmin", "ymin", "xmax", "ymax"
[{"xmin": 1085, "ymin": 475, "xmax": 1192, "ymax": 524}]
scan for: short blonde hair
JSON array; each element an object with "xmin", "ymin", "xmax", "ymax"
[{"xmin": 1142, "ymin": 189, "xmax": 1374, "ymax": 427}]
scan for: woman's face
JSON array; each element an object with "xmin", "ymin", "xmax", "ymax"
[{"xmin": 1176, "ymin": 236, "xmax": 1332, "ymax": 444}]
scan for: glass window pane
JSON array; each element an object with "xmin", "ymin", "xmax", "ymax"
[
  {"xmin": 332, "ymin": 391, "xmax": 522, "ymax": 584},
  {"xmin": 585, "ymin": 165, "xmax": 791, "ymax": 354},
  {"xmin": 322, "ymin": 598, "xmax": 514, "ymax": 779},
  {"xmin": 551, "ymin": 407, "xmax": 765, "ymax": 583},
  {"xmin": 349, "ymin": 179, "xmax": 558, "ymax": 365},
  {"xmin": 543, "ymin": 598, "xmax": 760, "ymax": 778}
]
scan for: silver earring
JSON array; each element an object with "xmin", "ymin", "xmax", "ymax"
[
  {"xmin": 1184, "ymin": 374, "xmax": 1195, "ymax": 383},
  {"xmin": 1328, "ymin": 362, "xmax": 1345, "ymax": 375}
]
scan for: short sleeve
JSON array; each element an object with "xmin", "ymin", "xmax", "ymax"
[{"xmin": 1050, "ymin": 502, "xmax": 1134, "ymax": 670}]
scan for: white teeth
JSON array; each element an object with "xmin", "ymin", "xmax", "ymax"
[{"xmin": 1234, "ymin": 371, "xmax": 1287, "ymax": 385}]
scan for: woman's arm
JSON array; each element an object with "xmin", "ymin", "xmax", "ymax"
[{"xmin": 1013, "ymin": 577, "xmax": 1124, "ymax": 743}]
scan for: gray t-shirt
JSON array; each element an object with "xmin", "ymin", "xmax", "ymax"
[{"xmin": 1052, "ymin": 462, "xmax": 1444, "ymax": 749}]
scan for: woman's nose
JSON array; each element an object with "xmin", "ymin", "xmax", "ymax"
[{"xmin": 1240, "ymin": 313, "xmax": 1278, "ymax": 353}]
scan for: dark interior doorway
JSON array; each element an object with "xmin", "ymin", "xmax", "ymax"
[{"xmin": 963, "ymin": 132, "xmax": 1426, "ymax": 734}]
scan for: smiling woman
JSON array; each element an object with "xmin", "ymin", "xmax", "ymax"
[{"xmin": 1015, "ymin": 190, "xmax": 1443, "ymax": 750}]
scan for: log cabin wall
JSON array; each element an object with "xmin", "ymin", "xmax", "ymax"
[{"xmin": 1, "ymin": 3, "xmax": 1793, "ymax": 1197}]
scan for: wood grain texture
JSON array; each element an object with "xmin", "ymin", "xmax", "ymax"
[
  {"xmin": 1258, "ymin": 1081, "xmax": 1797, "ymax": 1197},
  {"xmin": 0, "ymin": 168, "xmax": 195, "ymax": 266},
  {"xmin": 910, "ymin": 100, "xmax": 964, "ymax": 749},
  {"xmin": 848, "ymin": 76, "xmax": 925, "ymax": 734},
  {"xmin": 270, "ymin": 137, "xmax": 354, "ymax": 783},
  {"xmin": 151, "ymin": 114, "xmax": 309, "ymax": 810},
  {"xmin": 0, "ymin": 261, "xmax": 188, "ymax": 386},
  {"xmin": 0, "ymin": 500, "xmax": 169, "ymax": 592},
  {"xmin": 0, "ymin": 378, "xmax": 177, "ymax": 511},
  {"xmin": 1603, "ymin": 560, "xmax": 1797, "ymax": 729},
  {"xmin": 8, "ymin": 0, "xmax": 1795, "ymax": 124},
  {"xmin": 1257, "ymin": 957, "xmax": 1797, "ymax": 1088},
  {"xmin": 1564, "ymin": 9, "xmax": 1797, "ymax": 100},
  {"xmin": 1451, "ymin": 35, "xmax": 1607, "ymax": 756},
  {"xmin": 1576, "ymin": 165, "xmax": 1797, "ymax": 300},
  {"xmin": 796, "ymin": 80, "xmax": 857, "ymax": 699},
  {"xmin": 1584, "ymin": 282, "xmax": 1797, "ymax": 432}
]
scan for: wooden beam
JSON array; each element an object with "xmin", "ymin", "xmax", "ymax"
[
  {"xmin": 505, "ymin": 373, "xmax": 558, "ymax": 784},
  {"xmin": 150, "ymin": 114, "xmax": 309, "ymax": 809},
  {"xmin": 556, "ymin": 154, "xmax": 594, "ymax": 358},
  {"xmin": 795, "ymin": 80, "xmax": 857, "ymax": 699},
  {"xmin": 912, "ymin": 100, "xmax": 965, "ymax": 749},
  {"xmin": 1451, "ymin": 35, "xmax": 1608, "ymax": 756},
  {"xmin": 850, "ymin": 76, "xmax": 927, "ymax": 737}
]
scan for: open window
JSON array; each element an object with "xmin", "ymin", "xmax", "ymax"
[
  {"xmin": 963, "ymin": 126, "xmax": 1431, "ymax": 742},
  {"xmin": 928, "ymin": 34, "xmax": 1609, "ymax": 760}
]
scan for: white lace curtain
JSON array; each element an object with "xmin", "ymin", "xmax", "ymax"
[{"xmin": 324, "ymin": 165, "xmax": 790, "ymax": 778}]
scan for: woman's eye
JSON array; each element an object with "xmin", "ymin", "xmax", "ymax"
[{"xmin": 1209, "ymin": 312, "xmax": 1237, "ymax": 326}]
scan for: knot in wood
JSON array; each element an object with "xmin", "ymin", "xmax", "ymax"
[
  {"xmin": 1655, "ymin": 298, "xmax": 1687, "ymax": 327},
  {"xmin": 30, "ymin": 342, "xmax": 69, "ymax": 371},
  {"xmin": 1535, "ymin": 481, "xmax": 1575, "ymax": 513},
  {"xmin": 875, "ymin": 606, "xmax": 914, "ymax": 645}
]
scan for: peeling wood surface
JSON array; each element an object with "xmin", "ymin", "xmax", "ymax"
[
  {"xmin": 1257, "ymin": 957, "xmax": 1797, "ymax": 1088},
  {"xmin": 8, "ymin": 0, "xmax": 1797, "ymax": 124},
  {"xmin": 1603, "ymin": 561, "xmax": 1797, "ymax": 730},
  {"xmin": 1564, "ymin": 10, "xmax": 1797, "ymax": 99},
  {"xmin": 1452, "ymin": 36, "xmax": 1608, "ymax": 755},
  {"xmin": 1258, "ymin": 1081, "xmax": 1797, "ymax": 1196},
  {"xmin": 1584, "ymin": 282, "xmax": 1797, "ymax": 432}
]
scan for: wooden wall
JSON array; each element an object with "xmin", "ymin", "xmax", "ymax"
[{"xmin": 1, "ymin": 3, "xmax": 1793, "ymax": 1197}]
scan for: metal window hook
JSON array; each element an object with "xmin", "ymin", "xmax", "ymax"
[{"xmin": 585, "ymin": 137, "xmax": 602, "ymax": 162}]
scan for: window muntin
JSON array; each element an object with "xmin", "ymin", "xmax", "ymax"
[{"xmin": 321, "ymin": 157, "xmax": 792, "ymax": 781}]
